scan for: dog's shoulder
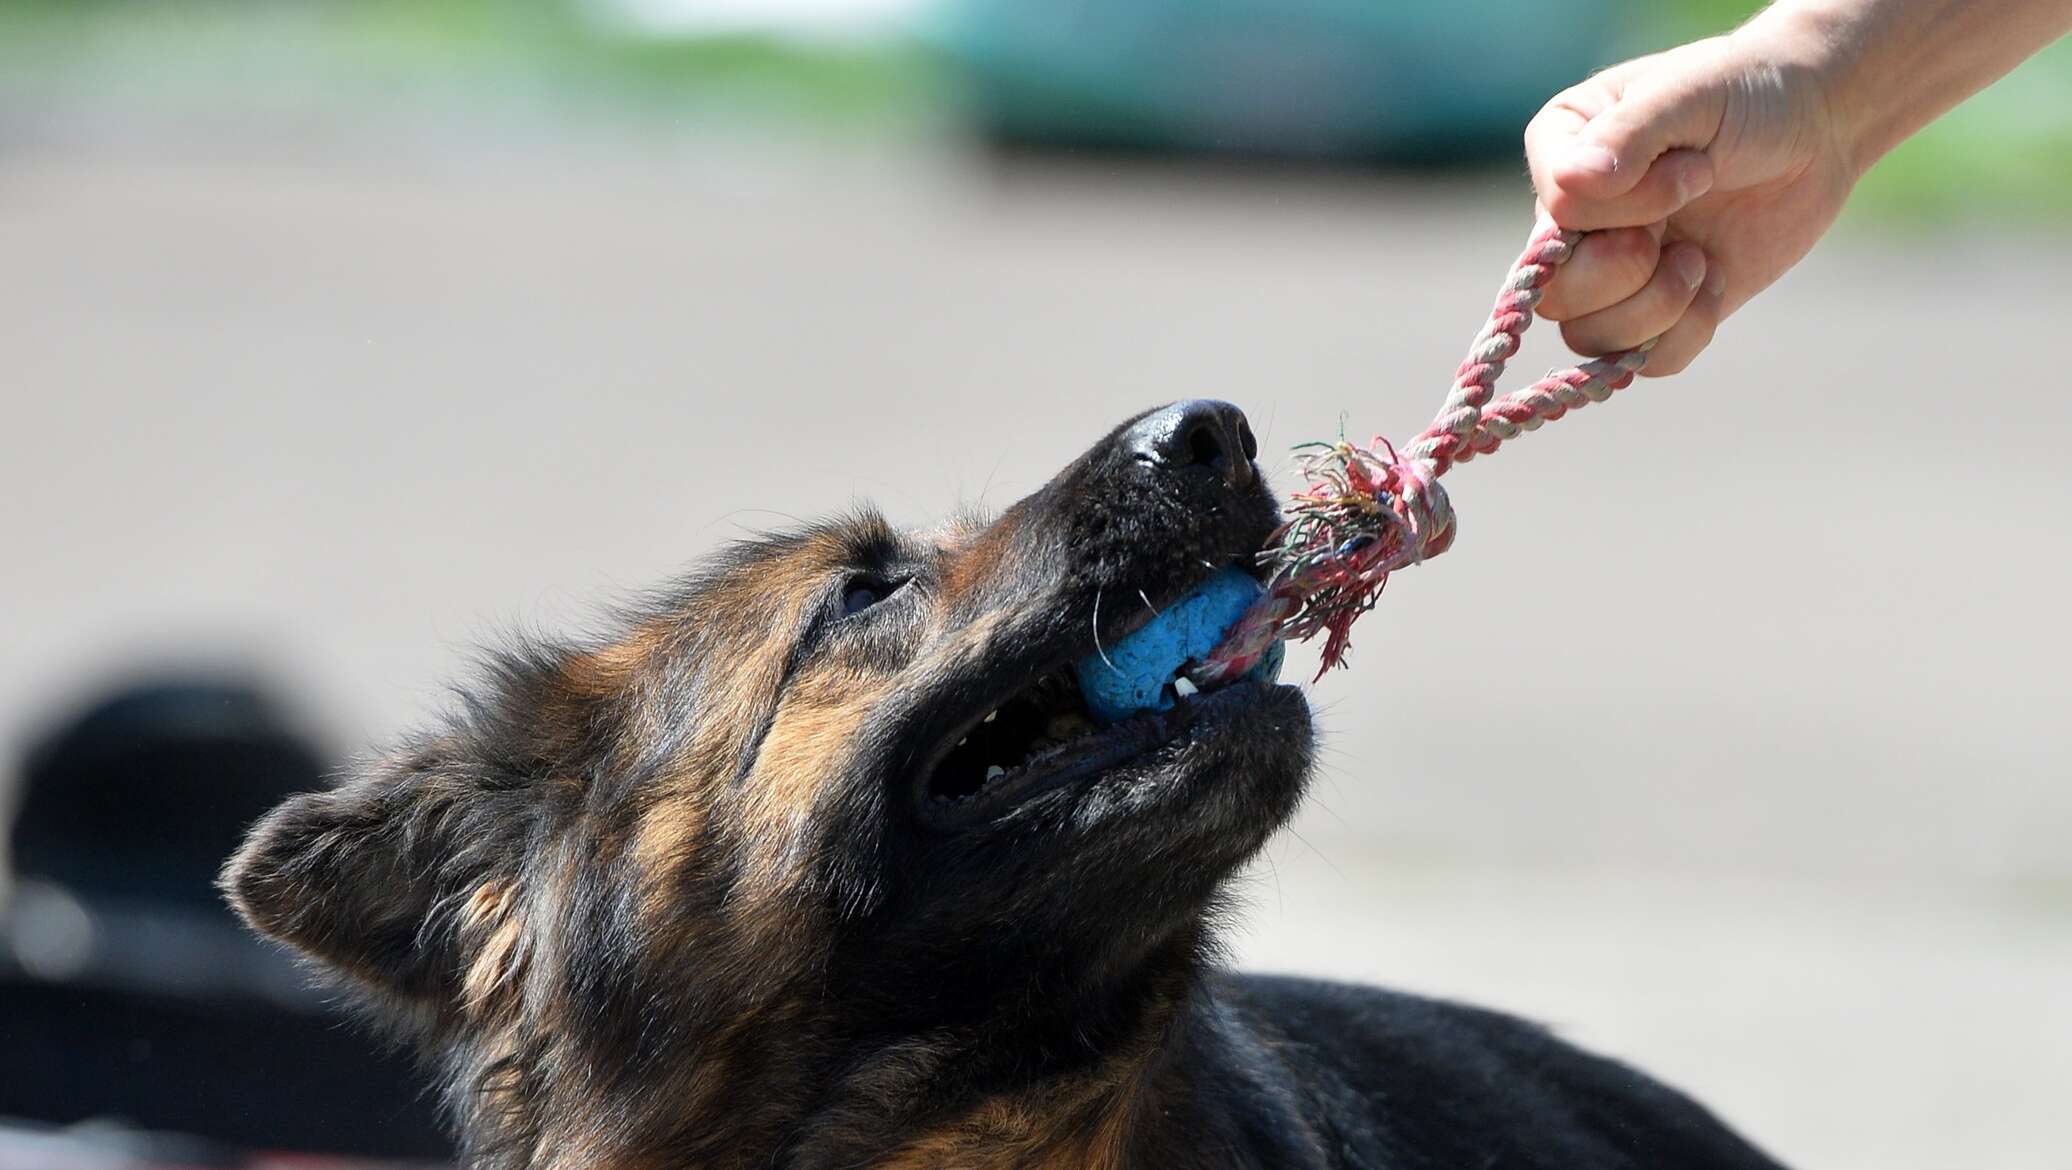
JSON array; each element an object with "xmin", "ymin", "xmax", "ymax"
[{"xmin": 1199, "ymin": 972, "xmax": 1789, "ymax": 1170}]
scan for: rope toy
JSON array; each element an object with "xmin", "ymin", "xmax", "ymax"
[{"xmin": 1194, "ymin": 215, "xmax": 1652, "ymax": 685}]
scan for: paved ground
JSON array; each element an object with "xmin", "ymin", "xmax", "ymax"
[{"xmin": 3, "ymin": 119, "xmax": 2068, "ymax": 1168}]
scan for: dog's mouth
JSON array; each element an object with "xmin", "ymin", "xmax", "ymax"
[
  {"xmin": 926, "ymin": 666, "xmax": 1102, "ymax": 806},
  {"xmin": 917, "ymin": 567, "xmax": 1284, "ymax": 828}
]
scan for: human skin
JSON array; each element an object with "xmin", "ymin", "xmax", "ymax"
[{"xmin": 1525, "ymin": 0, "xmax": 2072, "ymax": 375}]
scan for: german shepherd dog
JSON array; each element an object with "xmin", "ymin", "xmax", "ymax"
[{"xmin": 225, "ymin": 401, "xmax": 1786, "ymax": 1169}]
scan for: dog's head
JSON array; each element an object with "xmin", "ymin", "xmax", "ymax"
[{"xmin": 224, "ymin": 401, "xmax": 1313, "ymax": 1163}]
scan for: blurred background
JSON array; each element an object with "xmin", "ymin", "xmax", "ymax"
[{"xmin": 2, "ymin": 1, "xmax": 2068, "ymax": 1166}]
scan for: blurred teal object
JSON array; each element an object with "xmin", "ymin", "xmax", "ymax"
[
  {"xmin": 934, "ymin": 0, "xmax": 1624, "ymax": 160},
  {"xmin": 1074, "ymin": 567, "xmax": 1285, "ymax": 726}
]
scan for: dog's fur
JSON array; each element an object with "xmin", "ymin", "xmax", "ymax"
[{"xmin": 224, "ymin": 404, "xmax": 1787, "ymax": 1169}]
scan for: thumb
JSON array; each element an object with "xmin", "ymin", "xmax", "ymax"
[{"xmin": 1557, "ymin": 68, "xmax": 1728, "ymax": 201}]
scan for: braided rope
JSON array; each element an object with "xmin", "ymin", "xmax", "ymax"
[{"xmin": 1193, "ymin": 216, "xmax": 1650, "ymax": 685}]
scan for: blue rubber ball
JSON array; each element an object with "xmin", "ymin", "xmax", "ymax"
[{"xmin": 1073, "ymin": 567, "xmax": 1285, "ymax": 726}]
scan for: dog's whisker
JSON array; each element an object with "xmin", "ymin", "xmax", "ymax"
[
  {"xmin": 701, "ymin": 506, "xmax": 811, "ymax": 532},
  {"xmin": 1092, "ymin": 586, "xmax": 1118, "ymax": 671},
  {"xmin": 1138, "ymin": 588, "xmax": 1162, "ymax": 617},
  {"xmin": 1280, "ymin": 824, "xmax": 1344, "ymax": 880},
  {"xmin": 1255, "ymin": 842, "xmax": 1286, "ymax": 915}
]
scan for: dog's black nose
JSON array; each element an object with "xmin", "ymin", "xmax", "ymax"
[{"xmin": 1125, "ymin": 400, "xmax": 1258, "ymax": 489}]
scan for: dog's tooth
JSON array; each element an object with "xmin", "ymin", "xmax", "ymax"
[
  {"xmin": 1173, "ymin": 676, "xmax": 1199, "ymax": 698},
  {"xmin": 985, "ymin": 765, "xmax": 1006, "ymax": 780},
  {"xmin": 957, "ymin": 736, "xmax": 968, "ymax": 747},
  {"xmin": 983, "ymin": 710, "xmax": 998, "ymax": 723}
]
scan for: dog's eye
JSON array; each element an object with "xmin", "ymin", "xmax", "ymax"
[{"xmin": 841, "ymin": 577, "xmax": 903, "ymax": 616}]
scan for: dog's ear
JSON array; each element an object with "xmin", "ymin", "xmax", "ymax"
[{"xmin": 221, "ymin": 741, "xmax": 531, "ymax": 1003}]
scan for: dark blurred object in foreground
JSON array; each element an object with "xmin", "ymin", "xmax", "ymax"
[
  {"xmin": 942, "ymin": 0, "xmax": 1624, "ymax": 162},
  {"xmin": 1, "ymin": 678, "xmax": 449, "ymax": 1160}
]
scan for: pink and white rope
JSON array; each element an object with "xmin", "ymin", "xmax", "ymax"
[{"xmin": 1195, "ymin": 216, "xmax": 1652, "ymax": 684}]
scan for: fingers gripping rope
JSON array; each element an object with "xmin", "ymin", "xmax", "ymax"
[{"xmin": 1193, "ymin": 217, "xmax": 1652, "ymax": 685}]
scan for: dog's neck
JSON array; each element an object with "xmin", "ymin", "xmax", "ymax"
[
  {"xmin": 779, "ymin": 930, "xmax": 1317, "ymax": 1170},
  {"xmin": 477, "ymin": 928, "xmax": 1310, "ymax": 1170},
  {"xmin": 799, "ymin": 982, "xmax": 1326, "ymax": 1169},
  {"xmin": 785, "ymin": 955, "xmax": 1194, "ymax": 1170}
]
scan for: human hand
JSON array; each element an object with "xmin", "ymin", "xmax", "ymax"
[{"xmin": 1524, "ymin": 18, "xmax": 1861, "ymax": 375}]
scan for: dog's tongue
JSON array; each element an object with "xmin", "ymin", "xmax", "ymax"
[{"xmin": 1073, "ymin": 567, "xmax": 1285, "ymax": 726}]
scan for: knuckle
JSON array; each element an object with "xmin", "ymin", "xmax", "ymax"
[
  {"xmin": 1676, "ymin": 301, "xmax": 1721, "ymax": 344},
  {"xmin": 1538, "ymin": 185, "xmax": 1580, "ymax": 223},
  {"xmin": 1641, "ymin": 338, "xmax": 1690, "ymax": 375},
  {"xmin": 1559, "ymin": 319, "xmax": 1610, "ymax": 357},
  {"xmin": 1598, "ymin": 225, "xmax": 1658, "ymax": 259},
  {"xmin": 1603, "ymin": 303, "xmax": 1666, "ymax": 352},
  {"xmin": 1647, "ymin": 300, "xmax": 1695, "ymax": 344},
  {"xmin": 1596, "ymin": 228, "xmax": 1661, "ymax": 288},
  {"xmin": 1643, "ymin": 320, "xmax": 1717, "ymax": 377},
  {"xmin": 1620, "ymin": 164, "xmax": 1686, "ymax": 218},
  {"xmin": 1692, "ymin": 295, "xmax": 1724, "ymax": 331},
  {"xmin": 1643, "ymin": 347, "xmax": 1694, "ymax": 377},
  {"xmin": 1639, "ymin": 290, "xmax": 1684, "ymax": 333},
  {"xmin": 1536, "ymin": 276, "xmax": 1579, "ymax": 321},
  {"xmin": 1626, "ymin": 184, "xmax": 1681, "ymax": 224},
  {"xmin": 1645, "ymin": 258, "xmax": 1701, "ymax": 309}
]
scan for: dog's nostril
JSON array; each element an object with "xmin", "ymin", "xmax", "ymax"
[
  {"xmin": 1125, "ymin": 399, "xmax": 1257, "ymax": 489},
  {"xmin": 1185, "ymin": 422, "xmax": 1225, "ymax": 471}
]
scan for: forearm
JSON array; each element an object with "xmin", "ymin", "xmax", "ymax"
[{"xmin": 1744, "ymin": 0, "xmax": 2072, "ymax": 172}]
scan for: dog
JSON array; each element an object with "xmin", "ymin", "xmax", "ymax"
[{"xmin": 224, "ymin": 401, "xmax": 1787, "ymax": 1169}]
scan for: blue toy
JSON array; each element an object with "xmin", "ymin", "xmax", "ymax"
[{"xmin": 1073, "ymin": 567, "xmax": 1285, "ymax": 725}]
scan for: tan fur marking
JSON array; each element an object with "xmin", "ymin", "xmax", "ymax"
[
  {"xmin": 464, "ymin": 878, "xmax": 513, "ymax": 927},
  {"xmin": 630, "ymin": 781, "xmax": 710, "ymax": 877},
  {"xmin": 464, "ymin": 916, "xmax": 523, "ymax": 1011},
  {"xmin": 941, "ymin": 531, "xmax": 1009, "ymax": 604},
  {"xmin": 742, "ymin": 665, "xmax": 873, "ymax": 840},
  {"xmin": 876, "ymin": 1000, "xmax": 1170, "ymax": 1170},
  {"xmin": 875, "ymin": 1092, "xmax": 1129, "ymax": 1170},
  {"xmin": 935, "ymin": 608, "xmax": 1011, "ymax": 665},
  {"xmin": 460, "ymin": 879, "xmax": 523, "ymax": 1013},
  {"xmin": 566, "ymin": 620, "xmax": 672, "ymax": 696}
]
